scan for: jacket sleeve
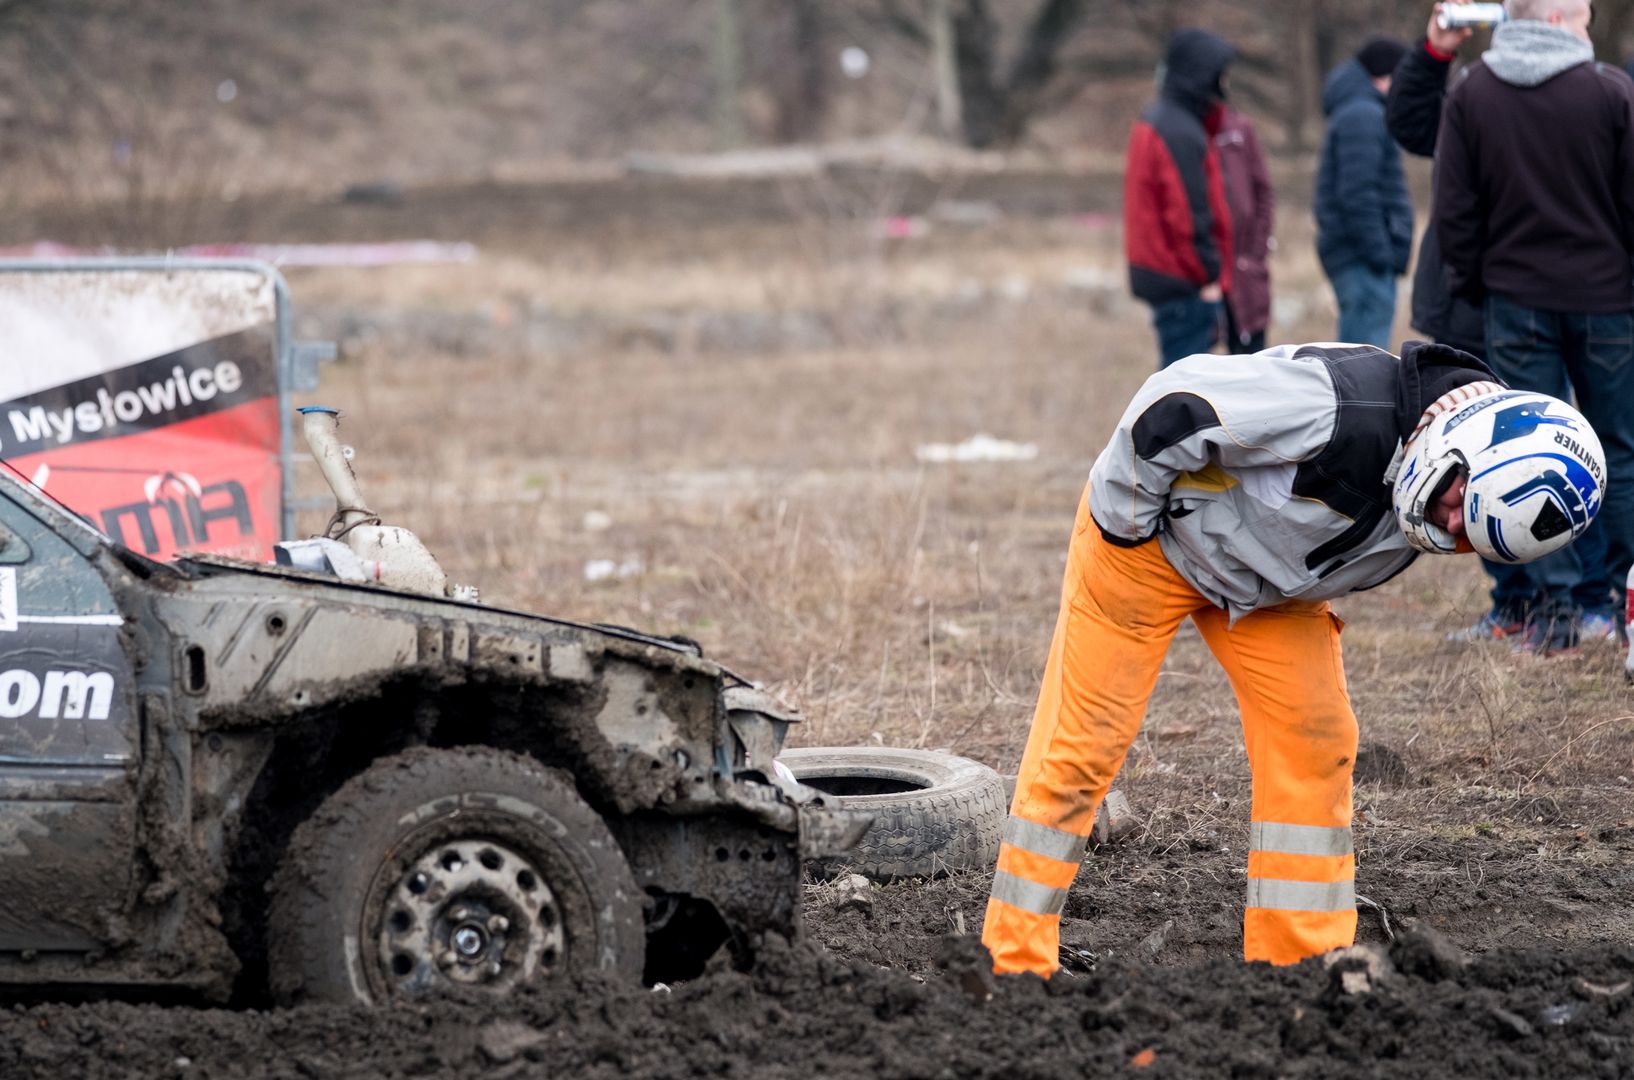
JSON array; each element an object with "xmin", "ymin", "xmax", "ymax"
[
  {"xmin": 1087, "ymin": 350, "xmax": 1340, "ymax": 544},
  {"xmin": 1434, "ymin": 78, "xmax": 1485, "ymax": 301},
  {"xmin": 1615, "ymin": 77, "xmax": 1634, "ymax": 261},
  {"xmin": 1329, "ymin": 108, "xmax": 1396, "ymax": 273},
  {"xmin": 1171, "ymin": 124, "xmax": 1223, "ymax": 284},
  {"xmin": 1241, "ymin": 120, "xmax": 1275, "ymax": 261},
  {"xmin": 1386, "ymin": 41, "xmax": 1453, "ymax": 158},
  {"xmin": 1126, "ymin": 122, "xmax": 1207, "ymax": 287}
]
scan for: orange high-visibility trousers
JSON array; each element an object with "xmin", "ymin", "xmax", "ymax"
[{"xmin": 982, "ymin": 492, "xmax": 1358, "ymax": 976}]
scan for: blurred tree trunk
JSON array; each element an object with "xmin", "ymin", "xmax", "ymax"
[
  {"xmin": 1282, "ymin": 0, "xmax": 1319, "ymax": 152},
  {"xmin": 993, "ymin": 0, "xmax": 1091, "ymax": 143},
  {"xmin": 928, "ymin": 0, "xmax": 963, "ymax": 138},
  {"xmin": 951, "ymin": 0, "xmax": 1003, "ymax": 146},
  {"xmin": 951, "ymin": 0, "xmax": 1091, "ymax": 148},
  {"xmin": 712, "ymin": 0, "xmax": 745, "ymax": 149},
  {"xmin": 769, "ymin": 0, "xmax": 829, "ymax": 142}
]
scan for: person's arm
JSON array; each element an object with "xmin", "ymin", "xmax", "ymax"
[
  {"xmin": 1386, "ymin": 4, "xmax": 1472, "ymax": 156},
  {"xmin": 1434, "ymin": 80, "xmax": 1485, "ymax": 301},
  {"xmin": 1330, "ymin": 109, "xmax": 1395, "ymax": 273},
  {"xmin": 1087, "ymin": 350, "xmax": 1339, "ymax": 544},
  {"xmin": 1615, "ymin": 79, "xmax": 1634, "ymax": 262},
  {"xmin": 1169, "ymin": 123, "xmax": 1223, "ymax": 289},
  {"xmin": 1386, "ymin": 41, "xmax": 1455, "ymax": 156}
]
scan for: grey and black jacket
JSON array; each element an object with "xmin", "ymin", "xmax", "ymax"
[{"xmin": 1088, "ymin": 341, "xmax": 1495, "ymax": 620}]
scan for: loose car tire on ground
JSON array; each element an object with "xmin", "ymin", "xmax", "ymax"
[
  {"xmin": 778, "ymin": 746, "xmax": 1006, "ymax": 882},
  {"xmin": 267, "ymin": 746, "xmax": 644, "ymax": 1005}
]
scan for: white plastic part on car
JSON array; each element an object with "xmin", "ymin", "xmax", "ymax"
[{"xmin": 297, "ymin": 406, "xmax": 476, "ymax": 600}]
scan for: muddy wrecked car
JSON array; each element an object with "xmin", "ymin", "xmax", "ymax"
[{"xmin": 0, "ymin": 407, "xmax": 867, "ymax": 1004}]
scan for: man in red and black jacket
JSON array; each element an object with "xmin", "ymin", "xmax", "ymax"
[{"xmin": 1124, "ymin": 28, "xmax": 1236, "ymax": 368}]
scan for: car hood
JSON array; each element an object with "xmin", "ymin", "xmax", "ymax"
[{"xmin": 173, "ymin": 552, "xmax": 721, "ymax": 668}]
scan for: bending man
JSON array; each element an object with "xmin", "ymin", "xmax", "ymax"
[{"xmin": 983, "ymin": 341, "xmax": 1605, "ymax": 974}]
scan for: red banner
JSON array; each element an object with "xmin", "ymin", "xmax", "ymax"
[
  {"xmin": 0, "ymin": 290, "xmax": 284, "ymax": 562},
  {"xmin": 6, "ymin": 399, "xmax": 281, "ymax": 562}
]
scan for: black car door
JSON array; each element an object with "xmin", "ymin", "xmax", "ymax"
[{"xmin": 0, "ymin": 488, "xmax": 137, "ymax": 952}]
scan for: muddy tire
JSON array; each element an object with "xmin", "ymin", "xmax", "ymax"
[
  {"xmin": 778, "ymin": 746, "xmax": 1006, "ymax": 882},
  {"xmin": 266, "ymin": 746, "xmax": 644, "ymax": 1005}
]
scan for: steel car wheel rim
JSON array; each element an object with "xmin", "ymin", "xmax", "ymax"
[{"xmin": 375, "ymin": 838, "xmax": 565, "ymax": 994}]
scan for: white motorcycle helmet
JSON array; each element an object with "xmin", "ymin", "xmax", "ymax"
[{"xmin": 1392, "ymin": 388, "xmax": 1605, "ymax": 564}]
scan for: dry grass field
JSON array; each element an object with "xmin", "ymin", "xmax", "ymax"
[{"xmin": 284, "ymin": 171, "xmax": 1634, "ymax": 964}]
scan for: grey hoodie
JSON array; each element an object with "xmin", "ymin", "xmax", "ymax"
[{"xmin": 1484, "ymin": 20, "xmax": 1593, "ymax": 87}]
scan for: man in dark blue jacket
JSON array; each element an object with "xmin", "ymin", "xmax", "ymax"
[{"xmin": 1315, "ymin": 38, "xmax": 1413, "ymax": 348}]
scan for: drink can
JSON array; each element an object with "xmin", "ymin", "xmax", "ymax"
[{"xmin": 1437, "ymin": 3, "xmax": 1508, "ymax": 29}]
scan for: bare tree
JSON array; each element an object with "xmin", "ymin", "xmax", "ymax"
[
  {"xmin": 746, "ymin": 0, "xmax": 831, "ymax": 143},
  {"xmin": 856, "ymin": 0, "xmax": 1096, "ymax": 148}
]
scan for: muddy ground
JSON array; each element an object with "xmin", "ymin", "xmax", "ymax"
[
  {"xmin": 4, "ymin": 918, "xmax": 1630, "ymax": 1079},
  {"xmin": 5, "ymin": 827, "xmax": 1631, "ymax": 1078}
]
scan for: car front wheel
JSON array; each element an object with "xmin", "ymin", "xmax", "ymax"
[{"xmin": 267, "ymin": 746, "xmax": 644, "ymax": 1005}]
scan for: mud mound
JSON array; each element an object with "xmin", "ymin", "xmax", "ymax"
[{"xmin": 4, "ymin": 928, "xmax": 1629, "ymax": 1079}]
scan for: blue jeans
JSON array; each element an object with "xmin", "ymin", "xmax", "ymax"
[
  {"xmin": 1152, "ymin": 294, "xmax": 1221, "ymax": 369},
  {"xmin": 1484, "ymin": 294, "xmax": 1634, "ymax": 618},
  {"xmin": 1328, "ymin": 264, "xmax": 1397, "ymax": 350}
]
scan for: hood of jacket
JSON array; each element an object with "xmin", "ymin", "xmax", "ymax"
[
  {"xmin": 1485, "ymin": 20, "xmax": 1594, "ymax": 87},
  {"xmin": 1322, "ymin": 59, "xmax": 1381, "ymax": 117},
  {"xmin": 1161, "ymin": 28, "xmax": 1234, "ymax": 118},
  {"xmin": 1394, "ymin": 340, "xmax": 1501, "ymax": 440}
]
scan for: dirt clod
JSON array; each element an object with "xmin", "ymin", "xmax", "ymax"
[
  {"xmin": 835, "ymin": 873, "xmax": 875, "ymax": 917},
  {"xmin": 1389, "ymin": 923, "xmax": 1468, "ymax": 982},
  {"xmin": 1093, "ymin": 788, "xmax": 1137, "ymax": 844},
  {"xmin": 1137, "ymin": 918, "xmax": 1174, "ymax": 960},
  {"xmin": 1354, "ymin": 742, "xmax": 1412, "ymax": 787},
  {"xmin": 932, "ymin": 934, "xmax": 995, "ymax": 1004},
  {"xmin": 1322, "ymin": 943, "xmax": 1394, "ymax": 996},
  {"xmin": 477, "ymin": 1020, "xmax": 547, "ymax": 1064},
  {"xmin": 1491, "ymin": 1006, "xmax": 1537, "ymax": 1040}
]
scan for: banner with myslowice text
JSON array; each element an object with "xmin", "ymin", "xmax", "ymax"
[{"xmin": 0, "ymin": 267, "xmax": 282, "ymax": 561}]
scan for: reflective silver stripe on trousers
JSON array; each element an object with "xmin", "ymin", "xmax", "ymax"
[
  {"xmin": 1249, "ymin": 821, "xmax": 1353, "ymax": 858},
  {"xmin": 1003, "ymin": 816, "xmax": 1088, "ymax": 864},
  {"xmin": 990, "ymin": 870, "xmax": 1069, "ymax": 917},
  {"xmin": 1245, "ymin": 877, "xmax": 1356, "ymax": 912}
]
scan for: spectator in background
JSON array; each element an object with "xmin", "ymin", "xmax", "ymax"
[
  {"xmin": 1123, "ymin": 28, "xmax": 1236, "ymax": 368},
  {"xmin": 1387, "ymin": 4, "xmax": 1485, "ymax": 357},
  {"xmin": 1389, "ymin": 1, "xmax": 1610, "ymax": 643},
  {"xmin": 1436, "ymin": 0, "xmax": 1634, "ymax": 653},
  {"xmin": 1314, "ymin": 37, "xmax": 1413, "ymax": 349},
  {"xmin": 1217, "ymin": 105, "xmax": 1275, "ymax": 351}
]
